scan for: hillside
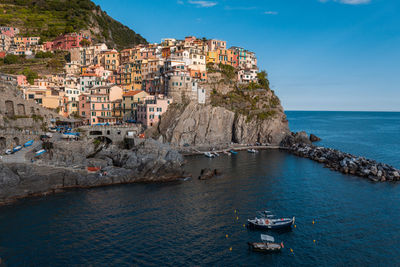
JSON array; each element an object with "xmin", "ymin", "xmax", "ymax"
[{"xmin": 0, "ymin": 0, "xmax": 147, "ymax": 49}]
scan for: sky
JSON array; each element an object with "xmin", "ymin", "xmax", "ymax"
[{"xmin": 93, "ymin": 0, "xmax": 400, "ymax": 111}]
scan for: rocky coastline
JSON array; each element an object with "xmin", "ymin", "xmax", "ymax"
[
  {"xmin": 281, "ymin": 132, "xmax": 400, "ymax": 182},
  {"xmin": 0, "ymin": 139, "xmax": 187, "ymax": 205}
]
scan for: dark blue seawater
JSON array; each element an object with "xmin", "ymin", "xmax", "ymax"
[{"xmin": 1, "ymin": 111, "xmax": 400, "ymax": 266}]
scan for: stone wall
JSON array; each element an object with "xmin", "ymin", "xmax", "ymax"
[{"xmin": 0, "ymin": 80, "xmax": 68, "ymax": 153}]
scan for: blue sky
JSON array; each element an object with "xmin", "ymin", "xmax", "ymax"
[{"xmin": 93, "ymin": 0, "xmax": 400, "ymax": 111}]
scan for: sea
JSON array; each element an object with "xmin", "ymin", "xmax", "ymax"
[{"xmin": 0, "ymin": 111, "xmax": 400, "ymax": 266}]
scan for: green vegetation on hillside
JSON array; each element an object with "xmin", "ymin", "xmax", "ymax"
[
  {"xmin": 0, "ymin": 0, "xmax": 147, "ymax": 49},
  {"xmin": 0, "ymin": 51, "xmax": 67, "ymax": 75}
]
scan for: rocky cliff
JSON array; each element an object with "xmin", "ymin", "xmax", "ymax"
[{"xmin": 156, "ymin": 74, "xmax": 290, "ymax": 148}]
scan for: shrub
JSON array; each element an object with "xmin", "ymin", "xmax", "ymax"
[
  {"xmin": 4, "ymin": 54, "xmax": 19, "ymax": 64},
  {"xmin": 35, "ymin": 51, "xmax": 53, "ymax": 58},
  {"xmin": 19, "ymin": 67, "xmax": 38, "ymax": 85}
]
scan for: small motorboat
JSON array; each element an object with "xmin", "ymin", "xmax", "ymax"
[
  {"xmin": 35, "ymin": 149, "xmax": 46, "ymax": 157},
  {"xmin": 248, "ymin": 211, "xmax": 295, "ymax": 230},
  {"xmin": 212, "ymin": 152, "xmax": 220, "ymax": 157},
  {"xmin": 23, "ymin": 140, "xmax": 34, "ymax": 147},
  {"xmin": 247, "ymin": 149, "xmax": 258, "ymax": 153},
  {"xmin": 5, "ymin": 149, "xmax": 12, "ymax": 155},
  {"xmin": 229, "ymin": 150, "xmax": 238, "ymax": 154},
  {"xmin": 12, "ymin": 146, "xmax": 22, "ymax": 153},
  {"xmin": 61, "ymin": 132, "xmax": 80, "ymax": 139},
  {"xmin": 248, "ymin": 234, "xmax": 283, "ymax": 253},
  {"xmin": 204, "ymin": 152, "xmax": 215, "ymax": 158},
  {"xmin": 223, "ymin": 151, "xmax": 231, "ymax": 156}
]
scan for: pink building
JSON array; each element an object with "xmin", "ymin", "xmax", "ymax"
[
  {"xmin": 0, "ymin": 27, "xmax": 19, "ymax": 37},
  {"xmin": 78, "ymin": 85, "xmax": 123, "ymax": 125},
  {"xmin": 0, "ymin": 73, "xmax": 27, "ymax": 86},
  {"xmin": 137, "ymin": 95, "xmax": 172, "ymax": 127},
  {"xmin": 52, "ymin": 32, "xmax": 91, "ymax": 51}
]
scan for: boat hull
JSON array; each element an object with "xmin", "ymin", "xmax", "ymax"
[
  {"xmin": 247, "ymin": 242, "xmax": 282, "ymax": 253},
  {"xmin": 247, "ymin": 218, "xmax": 294, "ymax": 230}
]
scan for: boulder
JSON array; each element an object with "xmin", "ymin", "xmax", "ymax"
[
  {"xmin": 309, "ymin": 134, "xmax": 321, "ymax": 142},
  {"xmin": 198, "ymin": 168, "xmax": 221, "ymax": 180}
]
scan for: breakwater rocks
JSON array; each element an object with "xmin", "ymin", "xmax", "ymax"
[
  {"xmin": 0, "ymin": 139, "xmax": 187, "ymax": 205},
  {"xmin": 286, "ymin": 143, "xmax": 400, "ymax": 182}
]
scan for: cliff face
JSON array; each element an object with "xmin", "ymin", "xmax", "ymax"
[
  {"xmin": 157, "ymin": 88, "xmax": 290, "ymax": 148},
  {"xmin": 158, "ymin": 103, "xmax": 235, "ymax": 147}
]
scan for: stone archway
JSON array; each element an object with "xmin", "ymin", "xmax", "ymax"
[
  {"xmin": 89, "ymin": 131, "xmax": 103, "ymax": 136},
  {"xmin": 5, "ymin": 100, "xmax": 14, "ymax": 117},
  {"xmin": 0, "ymin": 137, "xmax": 6, "ymax": 150},
  {"xmin": 17, "ymin": 103, "xmax": 26, "ymax": 115},
  {"xmin": 13, "ymin": 137, "xmax": 20, "ymax": 146}
]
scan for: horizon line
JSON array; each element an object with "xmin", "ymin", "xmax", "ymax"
[{"xmin": 285, "ymin": 110, "xmax": 400, "ymax": 112}]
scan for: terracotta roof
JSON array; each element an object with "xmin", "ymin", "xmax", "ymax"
[{"xmin": 123, "ymin": 90, "xmax": 146, "ymax": 96}]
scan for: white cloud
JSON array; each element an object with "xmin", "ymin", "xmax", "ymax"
[
  {"xmin": 188, "ymin": 0, "xmax": 217, "ymax": 8},
  {"xmin": 319, "ymin": 0, "xmax": 371, "ymax": 5},
  {"xmin": 177, "ymin": 0, "xmax": 184, "ymax": 4},
  {"xmin": 264, "ymin": 11, "xmax": 278, "ymax": 15},
  {"xmin": 224, "ymin": 6, "xmax": 257, "ymax": 11}
]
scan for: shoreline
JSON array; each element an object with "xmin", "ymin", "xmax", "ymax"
[
  {"xmin": 179, "ymin": 145, "xmax": 283, "ymax": 156},
  {"xmin": 1, "ymin": 138, "xmax": 400, "ymax": 207}
]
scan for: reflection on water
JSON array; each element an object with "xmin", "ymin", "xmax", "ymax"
[
  {"xmin": 0, "ymin": 111, "xmax": 400, "ymax": 266},
  {"xmin": 0, "ymin": 149, "xmax": 400, "ymax": 266}
]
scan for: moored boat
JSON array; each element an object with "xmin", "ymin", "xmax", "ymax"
[
  {"xmin": 5, "ymin": 149, "xmax": 12, "ymax": 155},
  {"xmin": 247, "ymin": 149, "xmax": 258, "ymax": 153},
  {"xmin": 230, "ymin": 150, "xmax": 238, "ymax": 154},
  {"xmin": 61, "ymin": 132, "xmax": 80, "ymax": 139},
  {"xmin": 12, "ymin": 146, "xmax": 22, "ymax": 153},
  {"xmin": 23, "ymin": 140, "xmax": 34, "ymax": 147},
  {"xmin": 248, "ymin": 211, "xmax": 295, "ymax": 230},
  {"xmin": 204, "ymin": 152, "xmax": 215, "ymax": 158},
  {"xmin": 35, "ymin": 149, "xmax": 46, "ymax": 157},
  {"xmin": 248, "ymin": 234, "xmax": 283, "ymax": 253}
]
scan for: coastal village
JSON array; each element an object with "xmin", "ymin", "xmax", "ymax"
[{"xmin": 0, "ymin": 26, "xmax": 259, "ymax": 127}]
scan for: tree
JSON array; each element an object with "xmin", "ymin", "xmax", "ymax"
[
  {"xmin": 4, "ymin": 54, "xmax": 19, "ymax": 64},
  {"xmin": 20, "ymin": 68, "xmax": 38, "ymax": 85},
  {"xmin": 79, "ymin": 39, "xmax": 91, "ymax": 47},
  {"xmin": 257, "ymin": 70, "xmax": 270, "ymax": 90}
]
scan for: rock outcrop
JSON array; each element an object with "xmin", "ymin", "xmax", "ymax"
[
  {"xmin": 157, "ymin": 88, "xmax": 290, "ymax": 148},
  {"xmin": 0, "ymin": 139, "xmax": 186, "ymax": 204},
  {"xmin": 309, "ymin": 134, "xmax": 321, "ymax": 142},
  {"xmin": 198, "ymin": 168, "xmax": 222, "ymax": 180}
]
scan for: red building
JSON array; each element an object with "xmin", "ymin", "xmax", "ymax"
[{"xmin": 52, "ymin": 32, "xmax": 91, "ymax": 51}]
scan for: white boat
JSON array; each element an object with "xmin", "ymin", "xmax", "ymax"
[
  {"xmin": 248, "ymin": 211, "xmax": 295, "ymax": 230},
  {"xmin": 247, "ymin": 149, "xmax": 259, "ymax": 153},
  {"xmin": 213, "ymin": 152, "xmax": 220, "ymax": 157},
  {"xmin": 204, "ymin": 152, "xmax": 215, "ymax": 158},
  {"xmin": 5, "ymin": 149, "xmax": 12, "ymax": 155},
  {"xmin": 35, "ymin": 149, "xmax": 46, "ymax": 156}
]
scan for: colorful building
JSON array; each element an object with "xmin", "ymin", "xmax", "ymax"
[
  {"xmin": 79, "ymin": 85, "xmax": 123, "ymax": 125},
  {"xmin": 137, "ymin": 95, "xmax": 172, "ymax": 127},
  {"xmin": 51, "ymin": 32, "xmax": 91, "ymax": 51},
  {"xmin": 122, "ymin": 90, "xmax": 149, "ymax": 120}
]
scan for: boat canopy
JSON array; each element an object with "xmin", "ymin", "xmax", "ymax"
[{"xmin": 261, "ymin": 234, "xmax": 275, "ymax": 242}]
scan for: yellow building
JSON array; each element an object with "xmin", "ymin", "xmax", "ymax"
[
  {"xmin": 24, "ymin": 86, "xmax": 64, "ymax": 110},
  {"xmin": 98, "ymin": 50, "xmax": 120, "ymax": 71},
  {"xmin": 122, "ymin": 90, "xmax": 149, "ymax": 120},
  {"xmin": 206, "ymin": 51, "xmax": 218, "ymax": 64}
]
